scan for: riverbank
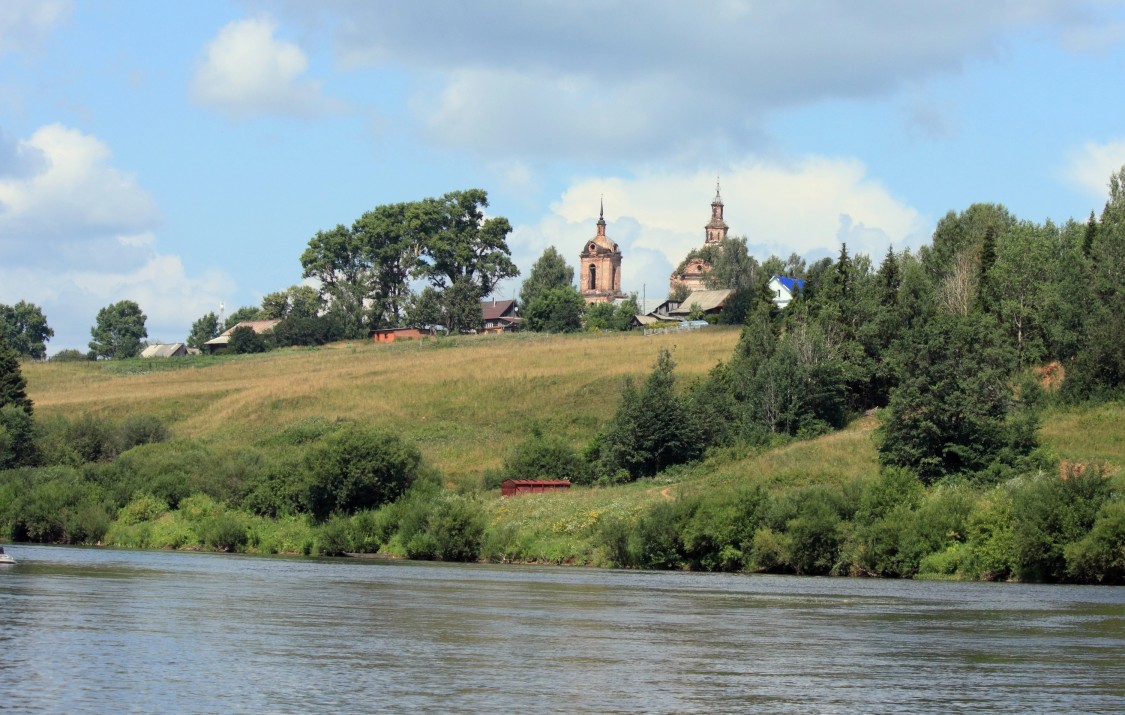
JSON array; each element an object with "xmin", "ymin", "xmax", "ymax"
[{"xmin": 7, "ymin": 330, "xmax": 1124, "ymax": 582}]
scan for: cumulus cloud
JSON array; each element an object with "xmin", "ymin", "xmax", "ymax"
[
  {"xmin": 1062, "ymin": 138, "xmax": 1125, "ymax": 198},
  {"xmin": 511, "ymin": 156, "xmax": 925, "ymax": 302},
  {"xmin": 0, "ymin": 124, "xmax": 160, "ymax": 252},
  {"xmin": 0, "ymin": 0, "xmax": 70, "ymax": 55},
  {"xmin": 0, "ymin": 124, "xmax": 234, "ymax": 351},
  {"xmin": 276, "ymin": 0, "xmax": 1099, "ymax": 160},
  {"xmin": 192, "ymin": 16, "xmax": 331, "ymax": 118}
]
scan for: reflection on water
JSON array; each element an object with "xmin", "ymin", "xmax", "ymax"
[{"xmin": 1, "ymin": 545, "xmax": 1123, "ymax": 714}]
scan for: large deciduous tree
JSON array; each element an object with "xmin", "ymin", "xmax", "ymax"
[
  {"xmin": 300, "ymin": 224, "xmax": 373, "ymax": 339},
  {"xmin": 0, "ymin": 301, "xmax": 54, "ymax": 360},
  {"xmin": 89, "ymin": 300, "xmax": 148, "ymax": 360},
  {"xmin": 414, "ymin": 189, "xmax": 518, "ymax": 296}
]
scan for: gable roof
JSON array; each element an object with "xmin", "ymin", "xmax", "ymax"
[
  {"xmin": 668, "ymin": 288, "xmax": 734, "ymax": 315},
  {"xmin": 140, "ymin": 343, "xmax": 186, "ymax": 358},
  {"xmin": 481, "ymin": 299, "xmax": 518, "ymax": 321},
  {"xmin": 219, "ymin": 320, "xmax": 280, "ymax": 337},
  {"xmin": 771, "ymin": 275, "xmax": 805, "ymax": 294}
]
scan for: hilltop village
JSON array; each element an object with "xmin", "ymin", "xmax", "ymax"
[{"xmin": 576, "ymin": 183, "xmax": 802, "ymax": 327}]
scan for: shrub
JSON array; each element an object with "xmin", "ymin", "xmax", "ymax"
[
  {"xmin": 227, "ymin": 325, "xmax": 267, "ymax": 354},
  {"xmin": 502, "ymin": 432, "xmax": 591, "ymax": 485},
  {"xmin": 1064, "ymin": 501, "xmax": 1125, "ymax": 584},
  {"xmin": 398, "ymin": 494, "xmax": 487, "ymax": 562},
  {"xmin": 199, "ymin": 511, "xmax": 249, "ymax": 552},
  {"xmin": 117, "ymin": 493, "xmax": 170, "ymax": 525},
  {"xmin": 315, "ymin": 515, "xmax": 353, "ymax": 556},
  {"xmin": 302, "ymin": 427, "xmax": 424, "ymax": 521}
]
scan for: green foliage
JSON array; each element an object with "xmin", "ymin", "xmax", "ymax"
[
  {"xmin": 0, "ymin": 339, "xmax": 33, "ymax": 414},
  {"xmin": 520, "ymin": 246, "xmax": 575, "ymax": 308},
  {"xmin": 598, "ymin": 349, "xmax": 703, "ymax": 480},
  {"xmin": 524, "ymin": 286, "xmax": 585, "ymax": 333},
  {"xmin": 442, "ymin": 277, "xmax": 484, "ymax": 334},
  {"xmin": 223, "ymin": 306, "xmax": 263, "ymax": 331},
  {"xmin": 227, "ymin": 325, "xmax": 267, "ymax": 354},
  {"xmin": 1064, "ymin": 501, "xmax": 1125, "ymax": 583},
  {"xmin": 0, "ymin": 404, "xmax": 36, "ymax": 469},
  {"xmin": 272, "ymin": 315, "xmax": 338, "ymax": 347},
  {"xmin": 404, "ymin": 286, "xmax": 443, "ymax": 329},
  {"xmin": 117, "ymin": 493, "xmax": 170, "ymax": 525},
  {"xmin": 502, "ymin": 431, "xmax": 591, "ymax": 484},
  {"xmin": 1011, "ymin": 466, "xmax": 1114, "ymax": 582},
  {"xmin": 879, "ymin": 312, "xmax": 1031, "ymax": 482},
  {"xmin": 186, "ymin": 311, "xmax": 221, "ymax": 350},
  {"xmin": 302, "ymin": 427, "xmax": 423, "ymax": 520},
  {"xmin": 89, "ymin": 300, "xmax": 148, "ymax": 359},
  {"xmin": 50, "ymin": 349, "xmax": 91, "ymax": 362},
  {"xmin": 0, "ymin": 301, "xmax": 54, "ymax": 359}
]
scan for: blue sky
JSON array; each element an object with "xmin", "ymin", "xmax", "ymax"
[{"xmin": 3, "ymin": 1, "xmax": 1125, "ymax": 352}]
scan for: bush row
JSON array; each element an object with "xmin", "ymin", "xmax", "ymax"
[{"xmin": 597, "ymin": 465, "xmax": 1125, "ymax": 584}]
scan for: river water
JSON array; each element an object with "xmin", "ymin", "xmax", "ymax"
[{"xmin": 0, "ymin": 545, "xmax": 1122, "ymax": 714}]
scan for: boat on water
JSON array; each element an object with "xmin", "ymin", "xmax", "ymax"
[{"xmin": 0, "ymin": 547, "xmax": 15, "ymax": 565}]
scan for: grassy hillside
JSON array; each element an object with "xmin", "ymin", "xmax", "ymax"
[
  {"xmin": 24, "ymin": 329, "xmax": 741, "ymax": 483},
  {"xmin": 17, "ymin": 328, "xmax": 1124, "ymax": 577}
]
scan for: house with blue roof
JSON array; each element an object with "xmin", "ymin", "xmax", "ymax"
[{"xmin": 768, "ymin": 275, "xmax": 804, "ymax": 309}]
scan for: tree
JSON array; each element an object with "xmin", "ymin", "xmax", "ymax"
[
  {"xmin": 442, "ymin": 277, "xmax": 483, "ymax": 334},
  {"xmin": 224, "ymin": 305, "xmax": 263, "ymax": 331},
  {"xmin": 520, "ymin": 246, "xmax": 574, "ymax": 308},
  {"xmin": 302, "ymin": 426, "xmax": 423, "ymax": 520},
  {"xmin": 702, "ymin": 236, "xmax": 759, "ymax": 291},
  {"xmin": 879, "ymin": 313, "xmax": 1029, "ymax": 483},
  {"xmin": 0, "ymin": 301, "xmax": 54, "ymax": 360},
  {"xmin": 301, "ymin": 224, "xmax": 374, "ymax": 339},
  {"xmin": 524, "ymin": 286, "xmax": 585, "ymax": 332},
  {"xmin": 89, "ymin": 300, "xmax": 148, "ymax": 359},
  {"xmin": 261, "ymin": 285, "xmax": 324, "ymax": 322},
  {"xmin": 404, "ymin": 287, "xmax": 444, "ymax": 330},
  {"xmin": 187, "ymin": 312, "xmax": 221, "ymax": 350},
  {"xmin": 0, "ymin": 339, "xmax": 32, "ymax": 414},
  {"xmin": 600, "ymin": 349, "xmax": 703, "ymax": 480},
  {"xmin": 414, "ymin": 189, "xmax": 519, "ymax": 296}
]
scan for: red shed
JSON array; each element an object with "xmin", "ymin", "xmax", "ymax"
[
  {"xmin": 372, "ymin": 327, "xmax": 433, "ymax": 343},
  {"xmin": 501, "ymin": 479, "xmax": 572, "ymax": 497}
]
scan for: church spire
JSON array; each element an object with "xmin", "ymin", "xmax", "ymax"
[
  {"xmin": 597, "ymin": 195, "xmax": 606, "ymax": 236},
  {"xmin": 705, "ymin": 178, "xmax": 728, "ymax": 244}
]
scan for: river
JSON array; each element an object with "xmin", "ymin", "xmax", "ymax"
[{"xmin": 0, "ymin": 545, "xmax": 1122, "ymax": 714}]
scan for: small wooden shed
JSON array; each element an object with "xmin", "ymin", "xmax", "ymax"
[
  {"xmin": 501, "ymin": 479, "xmax": 572, "ymax": 497},
  {"xmin": 372, "ymin": 327, "xmax": 433, "ymax": 343}
]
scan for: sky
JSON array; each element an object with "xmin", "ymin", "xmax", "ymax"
[{"xmin": 4, "ymin": 0, "xmax": 1125, "ymax": 353}]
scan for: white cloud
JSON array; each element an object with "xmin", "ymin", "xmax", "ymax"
[
  {"xmin": 0, "ymin": 0, "xmax": 70, "ymax": 55},
  {"xmin": 1062, "ymin": 138, "xmax": 1125, "ymax": 198},
  {"xmin": 1, "ymin": 256, "xmax": 235, "ymax": 351},
  {"xmin": 192, "ymin": 16, "xmax": 330, "ymax": 119},
  {"xmin": 0, "ymin": 124, "xmax": 161, "ymax": 260},
  {"xmin": 512, "ymin": 156, "xmax": 925, "ymax": 302},
  {"xmin": 0, "ymin": 124, "xmax": 234, "ymax": 351}
]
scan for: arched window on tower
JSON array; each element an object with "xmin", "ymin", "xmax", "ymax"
[{"xmin": 588, "ymin": 264, "xmax": 597, "ymax": 290}]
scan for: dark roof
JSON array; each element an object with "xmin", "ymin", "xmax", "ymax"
[{"xmin": 481, "ymin": 299, "xmax": 518, "ymax": 321}]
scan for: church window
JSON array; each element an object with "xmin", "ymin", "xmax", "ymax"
[{"xmin": 589, "ymin": 264, "xmax": 597, "ymax": 290}]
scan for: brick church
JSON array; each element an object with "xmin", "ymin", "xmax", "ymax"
[
  {"xmin": 579, "ymin": 199, "xmax": 625, "ymax": 304},
  {"xmin": 670, "ymin": 180, "xmax": 729, "ymax": 293}
]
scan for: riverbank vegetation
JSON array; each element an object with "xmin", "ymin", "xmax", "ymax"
[{"xmin": 2, "ymin": 172, "xmax": 1124, "ymax": 583}]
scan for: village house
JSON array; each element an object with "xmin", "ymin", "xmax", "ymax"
[
  {"xmin": 140, "ymin": 343, "xmax": 189, "ymax": 358},
  {"xmin": 372, "ymin": 327, "xmax": 434, "ymax": 343},
  {"xmin": 481, "ymin": 298, "xmax": 521, "ymax": 333},
  {"xmin": 203, "ymin": 320, "xmax": 280, "ymax": 353},
  {"xmin": 768, "ymin": 275, "xmax": 804, "ymax": 309}
]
